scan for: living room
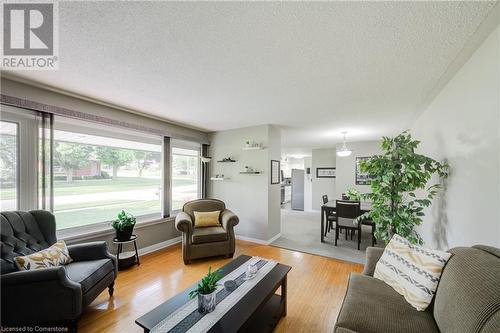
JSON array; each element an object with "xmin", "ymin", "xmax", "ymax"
[{"xmin": 1, "ymin": 1, "xmax": 499, "ymax": 333}]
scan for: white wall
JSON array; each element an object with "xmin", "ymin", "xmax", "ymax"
[
  {"xmin": 311, "ymin": 148, "xmax": 336, "ymax": 210},
  {"xmin": 335, "ymin": 141, "xmax": 381, "ymax": 198},
  {"xmin": 304, "ymin": 156, "xmax": 313, "ymax": 211},
  {"xmin": 411, "ymin": 26, "xmax": 500, "ymax": 249},
  {"xmin": 208, "ymin": 125, "xmax": 281, "ymax": 242},
  {"xmin": 267, "ymin": 125, "xmax": 282, "ymax": 239}
]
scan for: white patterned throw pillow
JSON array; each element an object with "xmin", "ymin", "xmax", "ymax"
[
  {"xmin": 14, "ymin": 240, "xmax": 73, "ymax": 271},
  {"xmin": 374, "ymin": 234, "xmax": 451, "ymax": 311}
]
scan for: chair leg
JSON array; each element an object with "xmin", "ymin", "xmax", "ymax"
[
  {"xmin": 108, "ymin": 282, "xmax": 114, "ymax": 296},
  {"xmin": 335, "ymin": 225, "xmax": 338, "ymax": 246},
  {"xmin": 350, "ymin": 229, "xmax": 354, "ymax": 240},
  {"xmin": 358, "ymin": 228, "xmax": 361, "ymax": 250},
  {"xmin": 324, "ymin": 221, "xmax": 329, "ymax": 237},
  {"xmin": 345, "ymin": 228, "xmax": 348, "ymax": 240}
]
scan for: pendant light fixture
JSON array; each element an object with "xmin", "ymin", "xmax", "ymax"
[{"xmin": 337, "ymin": 131, "xmax": 352, "ymax": 157}]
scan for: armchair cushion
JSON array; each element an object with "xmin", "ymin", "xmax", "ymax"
[
  {"xmin": 194, "ymin": 211, "xmax": 221, "ymax": 228},
  {"xmin": 192, "ymin": 226, "xmax": 228, "ymax": 244},
  {"xmin": 65, "ymin": 259, "xmax": 115, "ymax": 294},
  {"xmin": 14, "ymin": 240, "xmax": 72, "ymax": 271}
]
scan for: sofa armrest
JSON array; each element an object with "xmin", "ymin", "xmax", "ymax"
[
  {"xmin": 175, "ymin": 212, "xmax": 193, "ymax": 235},
  {"xmin": 68, "ymin": 241, "xmax": 117, "ymax": 274},
  {"xmin": 1, "ymin": 267, "xmax": 82, "ymax": 324},
  {"xmin": 362, "ymin": 247, "xmax": 385, "ymax": 276},
  {"xmin": 221, "ymin": 209, "xmax": 239, "ymax": 231}
]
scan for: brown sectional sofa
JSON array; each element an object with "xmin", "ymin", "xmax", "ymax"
[{"xmin": 335, "ymin": 245, "xmax": 500, "ymax": 333}]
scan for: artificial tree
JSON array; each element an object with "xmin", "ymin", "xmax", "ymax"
[{"xmin": 359, "ymin": 131, "xmax": 448, "ymax": 245}]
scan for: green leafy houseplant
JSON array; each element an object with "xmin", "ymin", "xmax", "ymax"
[
  {"xmin": 112, "ymin": 210, "xmax": 136, "ymax": 241},
  {"xmin": 359, "ymin": 131, "xmax": 448, "ymax": 245},
  {"xmin": 345, "ymin": 187, "xmax": 362, "ymax": 201},
  {"xmin": 189, "ymin": 266, "xmax": 222, "ymax": 299}
]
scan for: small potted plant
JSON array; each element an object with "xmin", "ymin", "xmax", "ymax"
[
  {"xmin": 345, "ymin": 187, "xmax": 362, "ymax": 201},
  {"xmin": 189, "ymin": 266, "xmax": 221, "ymax": 314},
  {"xmin": 112, "ymin": 210, "xmax": 136, "ymax": 241}
]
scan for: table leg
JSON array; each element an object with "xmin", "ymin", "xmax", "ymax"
[
  {"xmin": 321, "ymin": 206, "xmax": 325, "ymax": 243},
  {"xmin": 281, "ymin": 275, "xmax": 287, "ymax": 317},
  {"xmin": 134, "ymin": 240, "xmax": 140, "ymax": 266},
  {"xmin": 117, "ymin": 243, "xmax": 122, "ymax": 262}
]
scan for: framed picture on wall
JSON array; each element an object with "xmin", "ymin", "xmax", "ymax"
[
  {"xmin": 316, "ymin": 167, "xmax": 336, "ymax": 178},
  {"xmin": 356, "ymin": 157, "xmax": 371, "ymax": 185},
  {"xmin": 271, "ymin": 160, "xmax": 280, "ymax": 184}
]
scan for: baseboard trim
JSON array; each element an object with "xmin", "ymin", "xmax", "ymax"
[
  {"xmin": 267, "ymin": 233, "xmax": 282, "ymax": 244},
  {"xmin": 138, "ymin": 236, "xmax": 182, "ymax": 256},
  {"xmin": 236, "ymin": 233, "xmax": 282, "ymax": 245},
  {"xmin": 138, "ymin": 232, "xmax": 283, "ymax": 256}
]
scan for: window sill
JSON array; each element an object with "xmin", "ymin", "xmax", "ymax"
[{"xmin": 58, "ymin": 216, "xmax": 175, "ymax": 243}]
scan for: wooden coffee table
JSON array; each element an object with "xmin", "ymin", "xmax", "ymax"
[{"xmin": 135, "ymin": 255, "xmax": 291, "ymax": 333}]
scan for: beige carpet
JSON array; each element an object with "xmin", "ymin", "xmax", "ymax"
[{"xmin": 272, "ymin": 209, "xmax": 383, "ymax": 264}]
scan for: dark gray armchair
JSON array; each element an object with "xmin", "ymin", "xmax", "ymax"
[
  {"xmin": 175, "ymin": 199, "xmax": 239, "ymax": 264},
  {"xmin": 1, "ymin": 211, "xmax": 117, "ymax": 332}
]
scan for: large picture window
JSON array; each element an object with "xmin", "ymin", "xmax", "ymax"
[
  {"xmin": 0, "ymin": 106, "xmax": 205, "ymax": 233},
  {"xmin": 171, "ymin": 145, "xmax": 200, "ymax": 211},
  {"xmin": 52, "ymin": 117, "xmax": 162, "ymax": 229},
  {"xmin": 0, "ymin": 121, "xmax": 18, "ymax": 211}
]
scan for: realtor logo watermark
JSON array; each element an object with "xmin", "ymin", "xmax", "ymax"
[{"xmin": 1, "ymin": 1, "xmax": 59, "ymax": 70}]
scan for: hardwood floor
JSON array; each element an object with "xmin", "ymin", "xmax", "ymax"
[{"xmin": 79, "ymin": 240, "xmax": 363, "ymax": 333}]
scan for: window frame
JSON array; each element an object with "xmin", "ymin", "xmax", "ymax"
[
  {"xmin": 170, "ymin": 140, "xmax": 202, "ymax": 215},
  {"xmin": 1, "ymin": 106, "xmax": 38, "ymax": 211}
]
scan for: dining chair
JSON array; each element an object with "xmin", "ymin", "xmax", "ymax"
[
  {"xmin": 335, "ymin": 200, "xmax": 362, "ymax": 250},
  {"xmin": 322, "ymin": 195, "xmax": 338, "ymax": 237}
]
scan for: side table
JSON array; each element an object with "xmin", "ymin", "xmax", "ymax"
[{"xmin": 113, "ymin": 234, "xmax": 140, "ymax": 270}]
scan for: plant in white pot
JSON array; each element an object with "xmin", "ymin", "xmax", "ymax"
[
  {"xmin": 359, "ymin": 131, "xmax": 448, "ymax": 245},
  {"xmin": 189, "ymin": 266, "xmax": 221, "ymax": 314}
]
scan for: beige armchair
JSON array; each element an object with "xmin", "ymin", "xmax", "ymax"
[{"xmin": 175, "ymin": 199, "xmax": 239, "ymax": 264}]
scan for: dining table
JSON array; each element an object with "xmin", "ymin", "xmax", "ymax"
[{"xmin": 320, "ymin": 200, "xmax": 373, "ymax": 243}]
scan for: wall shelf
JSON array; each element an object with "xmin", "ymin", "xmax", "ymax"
[
  {"xmin": 242, "ymin": 146, "xmax": 266, "ymax": 151},
  {"xmin": 210, "ymin": 177, "xmax": 230, "ymax": 181},
  {"xmin": 239, "ymin": 171, "xmax": 262, "ymax": 174},
  {"xmin": 217, "ymin": 159, "xmax": 237, "ymax": 163}
]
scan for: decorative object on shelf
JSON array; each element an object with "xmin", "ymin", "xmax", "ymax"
[
  {"xmin": 316, "ymin": 167, "xmax": 336, "ymax": 178},
  {"xmin": 189, "ymin": 266, "xmax": 221, "ymax": 314},
  {"xmin": 355, "ymin": 157, "xmax": 372, "ymax": 184},
  {"xmin": 337, "ymin": 131, "xmax": 352, "ymax": 157},
  {"xmin": 217, "ymin": 156, "xmax": 236, "ymax": 162},
  {"xmin": 271, "ymin": 160, "xmax": 280, "ymax": 184},
  {"xmin": 111, "ymin": 210, "xmax": 136, "ymax": 241},
  {"xmin": 358, "ymin": 130, "xmax": 448, "ymax": 245},
  {"xmin": 244, "ymin": 166, "xmax": 253, "ymax": 172},
  {"xmin": 210, "ymin": 174, "xmax": 229, "ymax": 181},
  {"xmin": 242, "ymin": 140, "xmax": 265, "ymax": 150}
]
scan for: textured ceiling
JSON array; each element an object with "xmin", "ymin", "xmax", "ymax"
[{"xmin": 4, "ymin": 1, "xmax": 496, "ymax": 148}]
